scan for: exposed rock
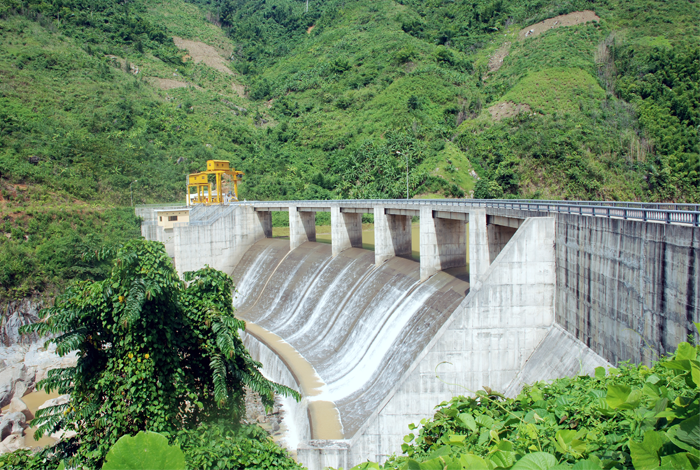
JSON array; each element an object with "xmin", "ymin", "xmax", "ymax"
[
  {"xmin": 3, "ymin": 411, "xmax": 27, "ymax": 436},
  {"xmin": 50, "ymin": 429, "xmax": 77, "ymax": 441},
  {"xmin": 0, "ymin": 364, "xmax": 33, "ymax": 408},
  {"xmin": 8, "ymin": 397, "xmax": 33, "ymax": 421},
  {"xmin": 1, "ymin": 433, "xmax": 27, "ymax": 453},
  {"xmin": 0, "ymin": 420, "xmax": 12, "ymax": 441},
  {"xmin": 38, "ymin": 394, "xmax": 70, "ymax": 411}
]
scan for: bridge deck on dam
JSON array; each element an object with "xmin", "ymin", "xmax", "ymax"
[{"xmin": 231, "ymin": 238, "xmax": 469, "ymax": 439}]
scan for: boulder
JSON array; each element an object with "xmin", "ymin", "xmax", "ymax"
[
  {"xmin": 0, "ymin": 420, "xmax": 12, "ymax": 441},
  {"xmin": 8, "ymin": 397, "xmax": 33, "ymax": 421},
  {"xmin": 0, "ymin": 365, "xmax": 32, "ymax": 408},
  {"xmin": 4, "ymin": 411, "xmax": 27, "ymax": 435},
  {"xmin": 0, "ymin": 433, "xmax": 27, "ymax": 453},
  {"xmin": 38, "ymin": 394, "xmax": 70, "ymax": 410},
  {"xmin": 50, "ymin": 429, "xmax": 77, "ymax": 441}
]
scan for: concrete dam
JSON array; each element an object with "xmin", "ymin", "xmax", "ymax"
[{"xmin": 138, "ymin": 199, "xmax": 700, "ymax": 469}]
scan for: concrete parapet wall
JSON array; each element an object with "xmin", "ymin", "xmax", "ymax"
[
  {"xmin": 350, "ymin": 217, "xmax": 556, "ymax": 465},
  {"xmin": 555, "ymin": 215, "xmax": 700, "ymax": 365}
]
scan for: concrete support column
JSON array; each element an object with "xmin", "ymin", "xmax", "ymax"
[
  {"xmin": 487, "ymin": 224, "xmax": 518, "ymax": 263},
  {"xmin": 289, "ymin": 206, "xmax": 316, "ymax": 250},
  {"xmin": 331, "ymin": 207, "xmax": 362, "ymax": 257},
  {"xmin": 468, "ymin": 208, "xmax": 489, "ymax": 284},
  {"xmin": 256, "ymin": 210, "xmax": 273, "ymax": 239},
  {"xmin": 420, "ymin": 207, "xmax": 467, "ymax": 281},
  {"xmin": 374, "ymin": 207, "xmax": 412, "ymax": 265}
]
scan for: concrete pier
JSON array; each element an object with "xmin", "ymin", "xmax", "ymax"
[
  {"xmin": 331, "ymin": 207, "xmax": 363, "ymax": 257},
  {"xmin": 373, "ymin": 207, "xmax": 412, "ymax": 265},
  {"xmin": 468, "ymin": 208, "xmax": 490, "ymax": 283},
  {"xmin": 419, "ymin": 207, "xmax": 467, "ymax": 281},
  {"xmin": 290, "ymin": 206, "xmax": 316, "ymax": 250}
]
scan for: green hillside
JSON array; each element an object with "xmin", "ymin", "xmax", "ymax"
[{"xmin": 0, "ymin": 0, "xmax": 698, "ymax": 300}]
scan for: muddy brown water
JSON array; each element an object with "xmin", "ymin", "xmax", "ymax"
[{"xmin": 2, "ymin": 389, "xmax": 61, "ymax": 448}]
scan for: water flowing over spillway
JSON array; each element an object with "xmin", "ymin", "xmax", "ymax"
[{"xmin": 232, "ymin": 239, "xmax": 470, "ymax": 438}]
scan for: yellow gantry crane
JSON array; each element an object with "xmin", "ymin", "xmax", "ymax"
[{"xmin": 187, "ymin": 160, "xmax": 244, "ymax": 205}]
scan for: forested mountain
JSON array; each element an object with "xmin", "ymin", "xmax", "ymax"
[{"xmin": 0, "ymin": 0, "xmax": 698, "ymax": 299}]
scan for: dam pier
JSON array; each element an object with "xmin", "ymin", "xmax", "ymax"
[{"xmin": 138, "ymin": 199, "xmax": 699, "ymax": 469}]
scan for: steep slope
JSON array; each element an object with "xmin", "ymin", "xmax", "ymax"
[{"xmin": 0, "ymin": 0, "xmax": 699, "ymax": 301}]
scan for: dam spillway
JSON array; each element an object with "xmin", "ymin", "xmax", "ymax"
[
  {"xmin": 137, "ymin": 200, "xmax": 699, "ymax": 469},
  {"xmin": 231, "ymin": 239, "xmax": 469, "ymax": 439}
]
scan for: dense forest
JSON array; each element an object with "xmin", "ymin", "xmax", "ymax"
[{"xmin": 0, "ymin": 0, "xmax": 698, "ymax": 299}]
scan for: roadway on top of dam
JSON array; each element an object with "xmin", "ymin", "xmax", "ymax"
[{"xmin": 248, "ymin": 198, "xmax": 700, "ymax": 226}]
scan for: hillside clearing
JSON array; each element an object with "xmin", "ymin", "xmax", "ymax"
[
  {"xmin": 173, "ymin": 36, "xmax": 234, "ymax": 75},
  {"xmin": 520, "ymin": 10, "xmax": 600, "ymax": 39}
]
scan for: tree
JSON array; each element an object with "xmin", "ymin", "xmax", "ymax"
[{"xmin": 21, "ymin": 239, "xmax": 299, "ymax": 468}]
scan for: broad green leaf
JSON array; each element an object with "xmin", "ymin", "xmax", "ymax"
[
  {"xmin": 476, "ymin": 414, "xmax": 495, "ymax": 429},
  {"xmin": 675, "ymin": 415, "xmax": 700, "ymax": 449},
  {"xmin": 594, "ymin": 367, "xmax": 606, "ymax": 379},
  {"xmin": 571, "ymin": 460, "xmax": 603, "ymax": 469},
  {"xmin": 350, "ymin": 463, "xmax": 381, "ymax": 470},
  {"xmin": 660, "ymin": 453, "xmax": 694, "ymax": 470},
  {"xmin": 489, "ymin": 450, "xmax": 516, "ymax": 468},
  {"xmin": 676, "ymin": 342, "xmax": 697, "ymax": 361},
  {"xmin": 407, "ymin": 459, "xmax": 421, "ymax": 470},
  {"xmin": 498, "ymin": 440, "xmax": 514, "ymax": 452},
  {"xmin": 548, "ymin": 466, "xmax": 573, "ymax": 470},
  {"xmin": 102, "ymin": 431, "xmax": 186, "ymax": 470},
  {"xmin": 606, "ymin": 384, "xmax": 631, "ymax": 408},
  {"xmin": 690, "ymin": 360, "xmax": 700, "ymax": 389},
  {"xmin": 405, "ymin": 433, "xmax": 415, "ymax": 443},
  {"xmin": 459, "ymin": 412, "xmax": 477, "ymax": 432},
  {"xmin": 460, "ymin": 454, "xmax": 489, "ymax": 470},
  {"xmin": 629, "ymin": 430, "xmax": 667, "ymax": 470},
  {"xmin": 662, "ymin": 360, "xmax": 692, "ymax": 371},
  {"xmin": 419, "ymin": 457, "xmax": 445, "ymax": 470},
  {"xmin": 511, "ymin": 452, "xmax": 558, "ymax": 470},
  {"xmin": 646, "ymin": 374, "xmax": 661, "ymax": 384},
  {"xmin": 57, "ymin": 463, "xmax": 66, "ymax": 470},
  {"xmin": 448, "ymin": 434, "xmax": 466, "ymax": 444}
]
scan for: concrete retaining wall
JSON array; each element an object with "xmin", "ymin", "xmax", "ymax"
[
  {"xmin": 173, "ymin": 205, "xmax": 268, "ymax": 276},
  {"xmin": 555, "ymin": 215, "xmax": 700, "ymax": 365}
]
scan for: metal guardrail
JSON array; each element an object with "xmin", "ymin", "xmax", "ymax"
[{"xmin": 243, "ymin": 199, "xmax": 700, "ymax": 227}]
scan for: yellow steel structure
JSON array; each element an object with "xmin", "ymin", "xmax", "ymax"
[{"xmin": 187, "ymin": 160, "xmax": 244, "ymax": 205}]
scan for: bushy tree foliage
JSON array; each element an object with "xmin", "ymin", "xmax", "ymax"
[{"xmin": 20, "ymin": 239, "xmax": 299, "ymax": 468}]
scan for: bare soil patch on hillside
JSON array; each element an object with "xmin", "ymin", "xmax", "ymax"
[
  {"xmin": 151, "ymin": 78, "xmax": 187, "ymax": 90},
  {"xmin": 488, "ymin": 42, "xmax": 511, "ymax": 73},
  {"xmin": 488, "ymin": 101, "xmax": 532, "ymax": 121},
  {"xmin": 173, "ymin": 36, "xmax": 233, "ymax": 75},
  {"xmin": 519, "ymin": 10, "xmax": 599, "ymax": 40}
]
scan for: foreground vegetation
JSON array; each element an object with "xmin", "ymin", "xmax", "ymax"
[
  {"xmin": 349, "ymin": 327, "xmax": 700, "ymax": 470},
  {"xmin": 0, "ymin": 240, "xmax": 301, "ymax": 469}
]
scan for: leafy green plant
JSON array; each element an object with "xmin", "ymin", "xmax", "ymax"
[
  {"xmin": 175, "ymin": 422, "xmax": 303, "ymax": 470},
  {"xmin": 19, "ymin": 239, "xmax": 299, "ymax": 468},
  {"xmin": 102, "ymin": 431, "xmax": 186, "ymax": 470}
]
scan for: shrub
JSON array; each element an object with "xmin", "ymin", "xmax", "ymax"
[{"xmin": 21, "ymin": 239, "xmax": 299, "ymax": 468}]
